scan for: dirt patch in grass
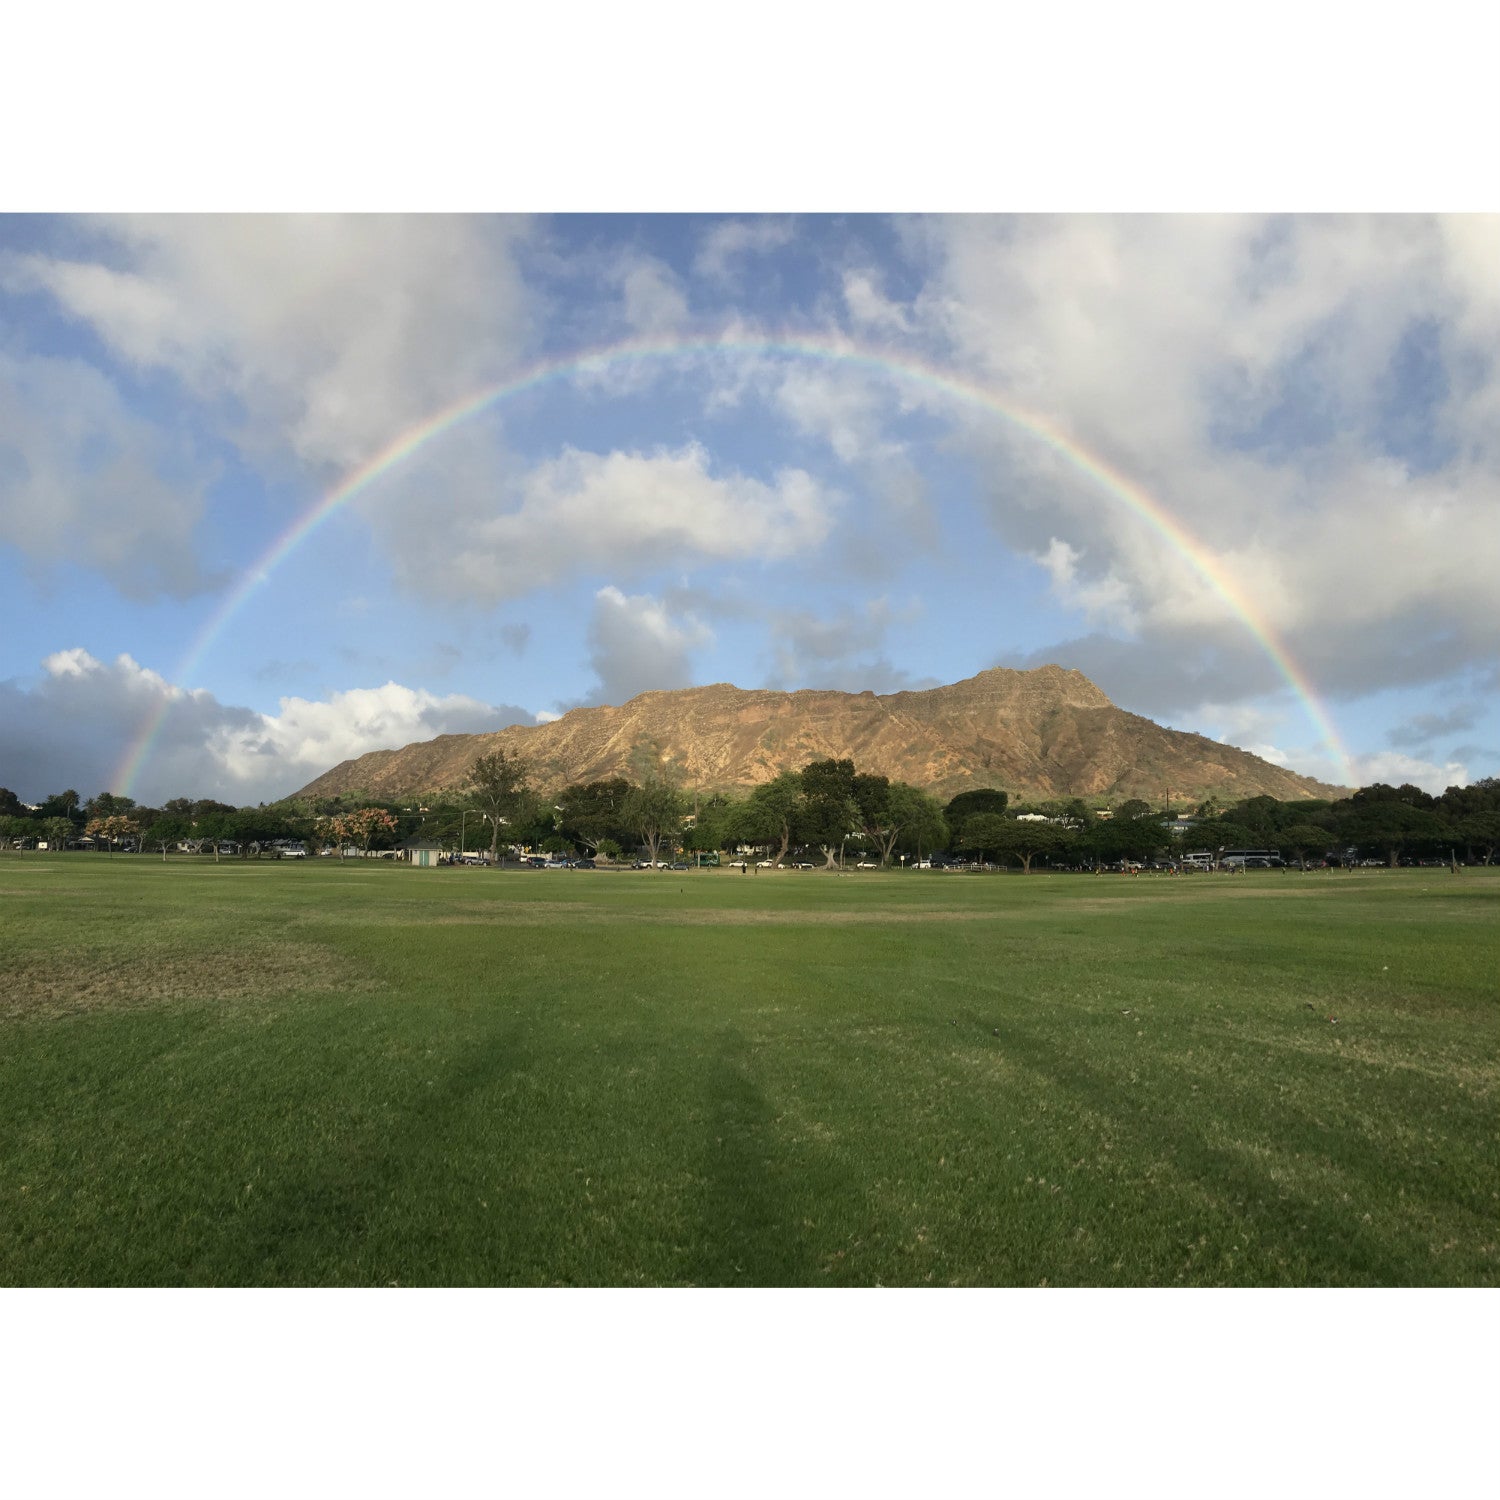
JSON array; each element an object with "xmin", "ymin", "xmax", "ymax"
[{"xmin": 3, "ymin": 941, "xmax": 383, "ymax": 1021}]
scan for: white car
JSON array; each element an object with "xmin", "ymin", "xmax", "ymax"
[{"xmin": 855, "ymin": 860, "xmax": 878, "ymax": 869}]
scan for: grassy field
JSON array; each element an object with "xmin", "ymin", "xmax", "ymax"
[{"xmin": 2, "ymin": 856, "xmax": 1496, "ymax": 1286}]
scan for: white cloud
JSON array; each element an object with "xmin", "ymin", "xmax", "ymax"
[
  {"xmin": 772, "ymin": 363, "xmax": 905, "ymax": 467},
  {"xmin": 580, "ymin": 585, "xmax": 713, "ymax": 705},
  {"xmin": 390, "ymin": 441, "xmax": 837, "ymax": 604},
  {"xmin": 841, "ymin": 267, "xmax": 914, "ymax": 334},
  {"xmin": 1185, "ymin": 703, "xmax": 1471, "ymax": 795},
  {"xmin": 693, "ymin": 219, "xmax": 796, "ymax": 283},
  {"xmin": 5, "ymin": 215, "xmax": 536, "ymax": 473},
  {"xmin": 0, "ymin": 650, "xmax": 532, "ymax": 807},
  {"xmin": 766, "ymin": 596, "xmax": 934, "ymax": 693},
  {"xmin": 1034, "ymin": 537, "xmax": 1139, "ymax": 629},
  {"xmin": 916, "ymin": 213, "xmax": 1500, "ymax": 708},
  {"xmin": 212, "ymin": 682, "xmax": 521, "ymax": 793},
  {"xmin": 614, "ymin": 252, "xmax": 690, "ymax": 335},
  {"xmin": 1347, "ymin": 750, "xmax": 1469, "ymax": 797},
  {"xmin": 0, "ymin": 350, "xmax": 212, "ymax": 597}
]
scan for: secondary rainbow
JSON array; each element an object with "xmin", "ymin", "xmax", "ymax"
[{"xmin": 116, "ymin": 334, "xmax": 1357, "ymax": 796}]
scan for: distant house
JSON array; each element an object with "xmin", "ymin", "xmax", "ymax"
[
  {"xmin": 403, "ymin": 839, "xmax": 444, "ymax": 869},
  {"xmin": 1015, "ymin": 813, "xmax": 1050, "ymax": 823}
]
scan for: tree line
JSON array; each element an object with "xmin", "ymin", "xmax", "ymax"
[{"xmin": 3, "ymin": 769, "xmax": 1497, "ymax": 868}]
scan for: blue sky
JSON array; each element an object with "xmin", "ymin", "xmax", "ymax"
[{"xmin": 2, "ymin": 212, "xmax": 1498, "ymax": 806}]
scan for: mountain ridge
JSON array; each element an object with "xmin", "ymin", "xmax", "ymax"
[{"xmin": 293, "ymin": 664, "xmax": 1348, "ymax": 804}]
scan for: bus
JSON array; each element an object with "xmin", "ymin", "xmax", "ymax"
[{"xmin": 1220, "ymin": 848, "xmax": 1283, "ymax": 869}]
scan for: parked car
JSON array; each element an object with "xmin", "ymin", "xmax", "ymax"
[{"xmin": 855, "ymin": 860, "xmax": 879, "ymax": 869}]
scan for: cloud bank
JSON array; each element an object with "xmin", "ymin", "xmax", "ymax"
[{"xmin": 0, "ymin": 650, "xmax": 534, "ymax": 807}]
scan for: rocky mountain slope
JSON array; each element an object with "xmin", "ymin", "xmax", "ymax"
[{"xmin": 294, "ymin": 665, "xmax": 1348, "ymax": 804}]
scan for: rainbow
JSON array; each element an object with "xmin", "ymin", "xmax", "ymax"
[{"xmin": 115, "ymin": 333, "xmax": 1357, "ymax": 796}]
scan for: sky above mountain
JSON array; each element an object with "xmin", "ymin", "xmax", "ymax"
[{"xmin": 3, "ymin": 210, "xmax": 1497, "ymax": 806}]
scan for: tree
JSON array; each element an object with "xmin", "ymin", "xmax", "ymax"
[
  {"xmin": 681, "ymin": 803, "xmax": 732, "ymax": 856},
  {"xmin": 85, "ymin": 813, "xmax": 140, "ymax": 855},
  {"xmin": 556, "ymin": 778, "xmax": 634, "ymax": 855},
  {"xmin": 338, "ymin": 807, "xmax": 398, "ymax": 855},
  {"xmin": 86, "ymin": 792, "xmax": 137, "ymax": 820},
  {"xmin": 1439, "ymin": 778, "xmax": 1500, "ymax": 819},
  {"xmin": 622, "ymin": 771, "xmax": 686, "ymax": 868},
  {"xmin": 0, "ymin": 788, "xmax": 25, "ymax": 818},
  {"xmin": 467, "ymin": 749, "xmax": 533, "ymax": 860},
  {"xmin": 959, "ymin": 813, "xmax": 1011, "ymax": 867},
  {"xmin": 866, "ymin": 782, "xmax": 945, "ymax": 866},
  {"xmin": 142, "ymin": 813, "xmax": 193, "ymax": 860},
  {"xmin": 42, "ymin": 816, "xmax": 74, "ymax": 852},
  {"xmin": 1455, "ymin": 812, "xmax": 1500, "ymax": 865},
  {"xmin": 1115, "ymin": 798, "xmax": 1153, "ymax": 821},
  {"xmin": 799, "ymin": 759, "xmax": 863, "ymax": 869},
  {"xmin": 850, "ymin": 772, "xmax": 894, "ymax": 858},
  {"xmin": 39, "ymin": 790, "xmax": 82, "ymax": 823},
  {"xmin": 976, "ymin": 815, "xmax": 1061, "ymax": 873},
  {"xmin": 1351, "ymin": 781, "xmax": 1436, "ymax": 811},
  {"xmin": 1337, "ymin": 802, "xmax": 1443, "ymax": 867},
  {"xmin": 944, "ymin": 788, "xmax": 1009, "ymax": 844},
  {"xmin": 889, "ymin": 795, "xmax": 948, "ymax": 863},
  {"xmin": 1, "ymin": 815, "xmax": 35, "ymax": 847},
  {"xmin": 735, "ymin": 772, "xmax": 804, "ymax": 864},
  {"xmin": 1281, "ymin": 822, "xmax": 1335, "ymax": 869}
]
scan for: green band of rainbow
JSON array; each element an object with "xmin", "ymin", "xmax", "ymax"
[{"xmin": 115, "ymin": 333, "xmax": 1356, "ymax": 796}]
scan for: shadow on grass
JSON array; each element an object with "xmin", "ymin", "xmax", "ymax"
[
  {"xmin": 990, "ymin": 1016, "xmax": 1433, "ymax": 1285},
  {"xmin": 688, "ymin": 1031, "xmax": 819, "ymax": 1286},
  {"xmin": 210, "ymin": 1022, "xmax": 532, "ymax": 1287}
]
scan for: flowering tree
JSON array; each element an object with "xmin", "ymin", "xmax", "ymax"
[
  {"xmin": 85, "ymin": 814, "xmax": 140, "ymax": 855},
  {"xmin": 330, "ymin": 807, "xmax": 398, "ymax": 857}
]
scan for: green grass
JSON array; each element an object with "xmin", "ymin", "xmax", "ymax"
[{"xmin": 2, "ymin": 856, "xmax": 1496, "ymax": 1286}]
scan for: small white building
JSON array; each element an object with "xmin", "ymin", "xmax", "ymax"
[{"xmin": 403, "ymin": 839, "xmax": 445, "ymax": 869}]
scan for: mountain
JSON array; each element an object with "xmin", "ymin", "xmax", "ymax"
[{"xmin": 293, "ymin": 665, "xmax": 1347, "ymax": 806}]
